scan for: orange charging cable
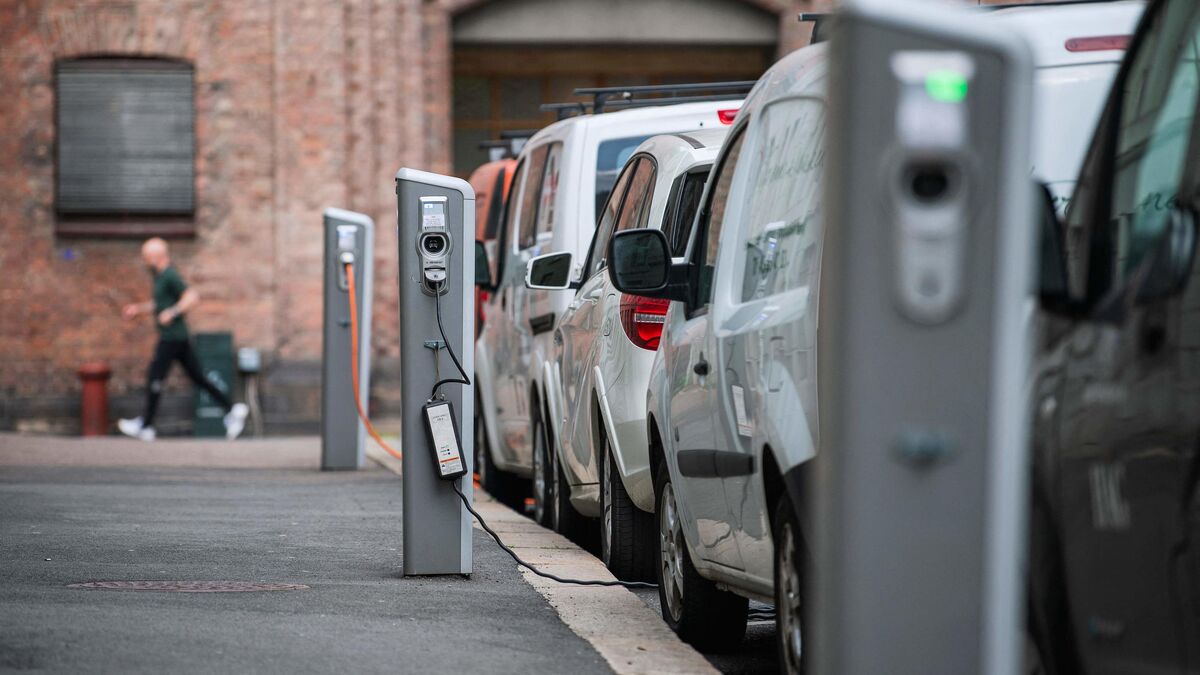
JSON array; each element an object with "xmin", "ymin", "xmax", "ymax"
[{"xmin": 345, "ymin": 261, "xmax": 403, "ymax": 461}]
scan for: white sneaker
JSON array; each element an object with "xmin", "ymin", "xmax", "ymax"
[
  {"xmin": 118, "ymin": 417, "xmax": 157, "ymax": 441},
  {"xmin": 224, "ymin": 403, "xmax": 249, "ymax": 440},
  {"xmin": 118, "ymin": 417, "xmax": 143, "ymax": 438}
]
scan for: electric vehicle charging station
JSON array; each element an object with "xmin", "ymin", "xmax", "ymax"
[
  {"xmin": 396, "ymin": 168, "xmax": 474, "ymax": 576},
  {"xmin": 321, "ymin": 208, "xmax": 375, "ymax": 471},
  {"xmin": 815, "ymin": 1, "xmax": 1033, "ymax": 674}
]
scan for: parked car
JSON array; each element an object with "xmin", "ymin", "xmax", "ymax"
[
  {"xmin": 606, "ymin": 2, "xmax": 1144, "ymax": 672},
  {"xmin": 989, "ymin": 0, "xmax": 1145, "ymax": 211},
  {"xmin": 523, "ymin": 129, "xmax": 728, "ymax": 579},
  {"xmin": 468, "ymin": 156, "xmax": 517, "ymax": 339},
  {"xmin": 1028, "ymin": 0, "xmax": 1200, "ymax": 672},
  {"xmin": 474, "ymin": 90, "xmax": 744, "ymax": 511}
]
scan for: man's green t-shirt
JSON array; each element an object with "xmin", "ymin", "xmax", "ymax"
[{"xmin": 153, "ymin": 265, "xmax": 189, "ymax": 341}]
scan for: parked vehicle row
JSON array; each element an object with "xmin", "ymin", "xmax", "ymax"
[
  {"xmin": 474, "ymin": 94, "xmax": 745, "ymax": 511},
  {"xmin": 469, "ymin": 0, "xmax": 1200, "ymax": 672}
]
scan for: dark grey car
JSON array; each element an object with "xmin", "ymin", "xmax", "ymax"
[{"xmin": 1030, "ymin": 0, "xmax": 1200, "ymax": 672}]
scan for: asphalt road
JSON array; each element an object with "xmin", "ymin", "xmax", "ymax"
[{"xmin": 0, "ymin": 465, "xmax": 610, "ymax": 674}]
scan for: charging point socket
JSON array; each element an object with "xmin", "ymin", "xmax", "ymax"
[{"xmin": 905, "ymin": 162, "xmax": 957, "ymax": 204}]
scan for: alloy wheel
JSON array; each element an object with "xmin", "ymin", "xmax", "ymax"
[
  {"xmin": 659, "ymin": 482, "xmax": 685, "ymax": 622},
  {"xmin": 778, "ymin": 520, "xmax": 804, "ymax": 672}
]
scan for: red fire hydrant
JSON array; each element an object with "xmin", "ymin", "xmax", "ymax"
[{"xmin": 77, "ymin": 362, "xmax": 112, "ymax": 437}]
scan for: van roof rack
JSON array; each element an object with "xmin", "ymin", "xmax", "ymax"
[
  {"xmin": 478, "ymin": 130, "xmax": 536, "ymax": 160},
  {"xmin": 539, "ymin": 81, "xmax": 755, "ymax": 120},
  {"xmin": 801, "ymin": 0, "xmax": 1127, "ymax": 44}
]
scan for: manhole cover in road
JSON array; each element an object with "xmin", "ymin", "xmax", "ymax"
[{"xmin": 67, "ymin": 581, "xmax": 309, "ymax": 593}]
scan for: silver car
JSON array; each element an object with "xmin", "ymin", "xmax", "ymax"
[{"xmin": 524, "ymin": 130, "xmax": 728, "ymax": 580}]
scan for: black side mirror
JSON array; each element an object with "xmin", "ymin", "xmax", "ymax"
[
  {"xmin": 1134, "ymin": 206, "xmax": 1197, "ymax": 303},
  {"xmin": 608, "ymin": 229, "xmax": 689, "ymax": 301},
  {"xmin": 475, "ymin": 240, "xmax": 493, "ymax": 289},
  {"xmin": 1037, "ymin": 184, "xmax": 1077, "ymax": 316},
  {"xmin": 525, "ymin": 252, "xmax": 574, "ymax": 290}
]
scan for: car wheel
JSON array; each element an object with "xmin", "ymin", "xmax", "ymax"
[
  {"xmin": 773, "ymin": 490, "xmax": 806, "ymax": 675},
  {"xmin": 551, "ymin": 423, "xmax": 586, "ymax": 540},
  {"xmin": 530, "ymin": 402, "xmax": 554, "ymax": 527},
  {"xmin": 476, "ymin": 405, "xmax": 523, "ymax": 509},
  {"xmin": 600, "ymin": 425, "xmax": 655, "ymax": 581},
  {"xmin": 655, "ymin": 462, "xmax": 747, "ymax": 651}
]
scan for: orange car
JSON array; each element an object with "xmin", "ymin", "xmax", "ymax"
[{"xmin": 467, "ymin": 157, "xmax": 517, "ymax": 337}]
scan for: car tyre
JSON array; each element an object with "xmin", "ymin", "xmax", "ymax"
[
  {"xmin": 655, "ymin": 462, "xmax": 747, "ymax": 651},
  {"xmin": 773, "ymin": 489, "xmax": 806, "ymax": 674},
  {"xmin": 530, "ymin": 402, "xmax": 554, "ymax": 527},
  {"xmin": 600, "ymin": 424, "xmax": 655, "ymax": 581},
  {"xmin": 476, "ymin": 405, "xmax": 523, "ymax": 509},
  {"xmin": 552, "ymin": 439, "xmax": 586, "ymax": 541}
]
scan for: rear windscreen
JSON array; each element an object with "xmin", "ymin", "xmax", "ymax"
[
  {"xmin": 595, "ymin": 135, "xmax": 653, "ymax": 217},
  {"xmin": 664, "ymin": 169, "xmax": 709, "ymax": 257}
]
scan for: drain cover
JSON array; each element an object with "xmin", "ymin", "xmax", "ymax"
[{"xmin": 67, "ymin": 581, "xmax": 308, "ymax": 593}]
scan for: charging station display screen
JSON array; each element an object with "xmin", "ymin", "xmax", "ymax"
[
  {"xmin": 424, "ymin": 401, "xmax": 466, "ymax": 480},
  {"xmin": 422, "ymin": 201, "xmax": 447, "ymax": 230}
]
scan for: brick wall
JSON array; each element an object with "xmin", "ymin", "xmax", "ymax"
[{"xmin": 0, "ymin": 0, "xmax": 428, "ymax": 434}]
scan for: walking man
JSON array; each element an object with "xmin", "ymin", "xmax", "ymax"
[{"xmin": 118, "ymin": 238, "xmax": 248, "ymax": 441}]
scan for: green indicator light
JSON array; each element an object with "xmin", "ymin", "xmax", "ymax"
[{"xmin": 925, "ymin": 70, "xmax": 969, "ymax": 103}]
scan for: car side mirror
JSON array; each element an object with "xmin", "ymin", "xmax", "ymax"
[
  {"xmin": 608, "ymin": 229, "xmax": 689, "ymax": 302},
  {"xmin": 475, "ymin": 240, "xmax": 493, "ymax": 289},
  {"xmin": 1133, "ymin": 206, "xmax": 1197, "ymax": 303},
  {"xmin": 1036, "ymin": 183, "xmax": 1075, "ymax": 315},
  {"xmin": 525, "ymin": 252, "xmax": 574, "ymax": 290}
]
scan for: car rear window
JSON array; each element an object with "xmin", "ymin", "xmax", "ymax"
[
  {"xmin": 595, "ymin": 135, "xmax": 653, "ymax": 218},
  {"xmin": 663, "ymin": 168, "xmax": 709, "ymax": 257}
]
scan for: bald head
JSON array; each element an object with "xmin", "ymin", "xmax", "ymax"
[{"xmin": 141, "ymin": 238, "xmax": 170, "ymax": 271}]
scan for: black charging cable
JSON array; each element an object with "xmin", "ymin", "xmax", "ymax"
[
  {"xmin": 430, "ymin": 283, "xmax": 471, "ymax": 399},
  {"xmin": 451, "ymin": 480, "xmax": 657, "ymax": 589}
]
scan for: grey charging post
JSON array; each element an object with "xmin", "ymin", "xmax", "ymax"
[
  {"xmin": 815, "ymin": 1, "xmax": 1033, "ymax": 674},
  {"xmin": 321, "ymin": 207, "xmax": 374, "ymax": 471},
  {"xmin": 396, "ymin": 168, "xmax": 474, "ymax": 576}
]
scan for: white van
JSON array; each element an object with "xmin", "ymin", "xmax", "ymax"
[
  {"xmin": 474, "ymin": 94, "xmax": 743, "ymax": 514},
  {"xmin": 606, "ymin": 2, "xmax": 1143, "ymax": 671}
]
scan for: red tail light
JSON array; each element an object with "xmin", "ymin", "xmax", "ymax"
[
  {"xmin": 619, "ymin": 295, "xmax": 670, "ymax": 350},
  {"xmin": 1065, "ymin": 35, "xmax": 1129, "ymax": 52},
  {"xmin": 718, "ymin": 109, "xmax": 739, "ymax": 125}
]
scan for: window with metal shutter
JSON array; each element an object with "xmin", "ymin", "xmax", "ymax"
[{"xmin": 56, "ymin": 58, "xmax": 195, "ymax": 215}]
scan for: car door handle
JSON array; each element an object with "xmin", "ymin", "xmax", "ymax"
[{"xmin": 693, "ymin": 359, "xmax": 710, "ymax": 376}]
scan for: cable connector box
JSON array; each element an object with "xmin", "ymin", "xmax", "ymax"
[{"xmin": 423, "ymin": 400, "xmax": 467, "ymax": 480}]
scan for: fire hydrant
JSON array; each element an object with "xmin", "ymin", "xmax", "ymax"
[{"xmin": 77, "ymin": 362, "xmax": 112, "ymax": 437}]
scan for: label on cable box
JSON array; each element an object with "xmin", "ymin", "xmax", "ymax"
[{"xmin": 423, "ymin": 400, "xmax": 467, "ymax": 480}]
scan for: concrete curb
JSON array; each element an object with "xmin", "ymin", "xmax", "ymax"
[{"xmin": 366, "ymin": 442, "xmax": 717, "ymax": 675}]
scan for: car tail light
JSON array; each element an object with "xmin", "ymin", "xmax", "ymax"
[
  {"xmin": 1065, "ymin": 35, "xmax": 1130, "ymax": 52},
  {"xmin": 619, "ymin": 295, "xmax": 670, "ymax": 350},
  {"xmin": 718, "ymin": 109, "xmax": 739, "ymax": 125}
]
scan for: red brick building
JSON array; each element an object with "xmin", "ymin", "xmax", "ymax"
[{"xmin": 0, "ymin": 0, "xmax": 833, "ymax": 433}]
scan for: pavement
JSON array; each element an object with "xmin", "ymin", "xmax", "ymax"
[{"xmin": 0, "ymin": 433, "xmax": 727, "ymax": 674}]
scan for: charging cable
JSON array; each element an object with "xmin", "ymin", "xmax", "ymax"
[
  {"xmin": 451, "ymin": 480, "xmax": 657, "ymax": 589},
  {"xmin": 430, "ymin": 285, "xmax": 470, "ymax": 400},
  {"xmin": 345, "ymin": 261, "xmax": 403, "ymax": 461}
]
